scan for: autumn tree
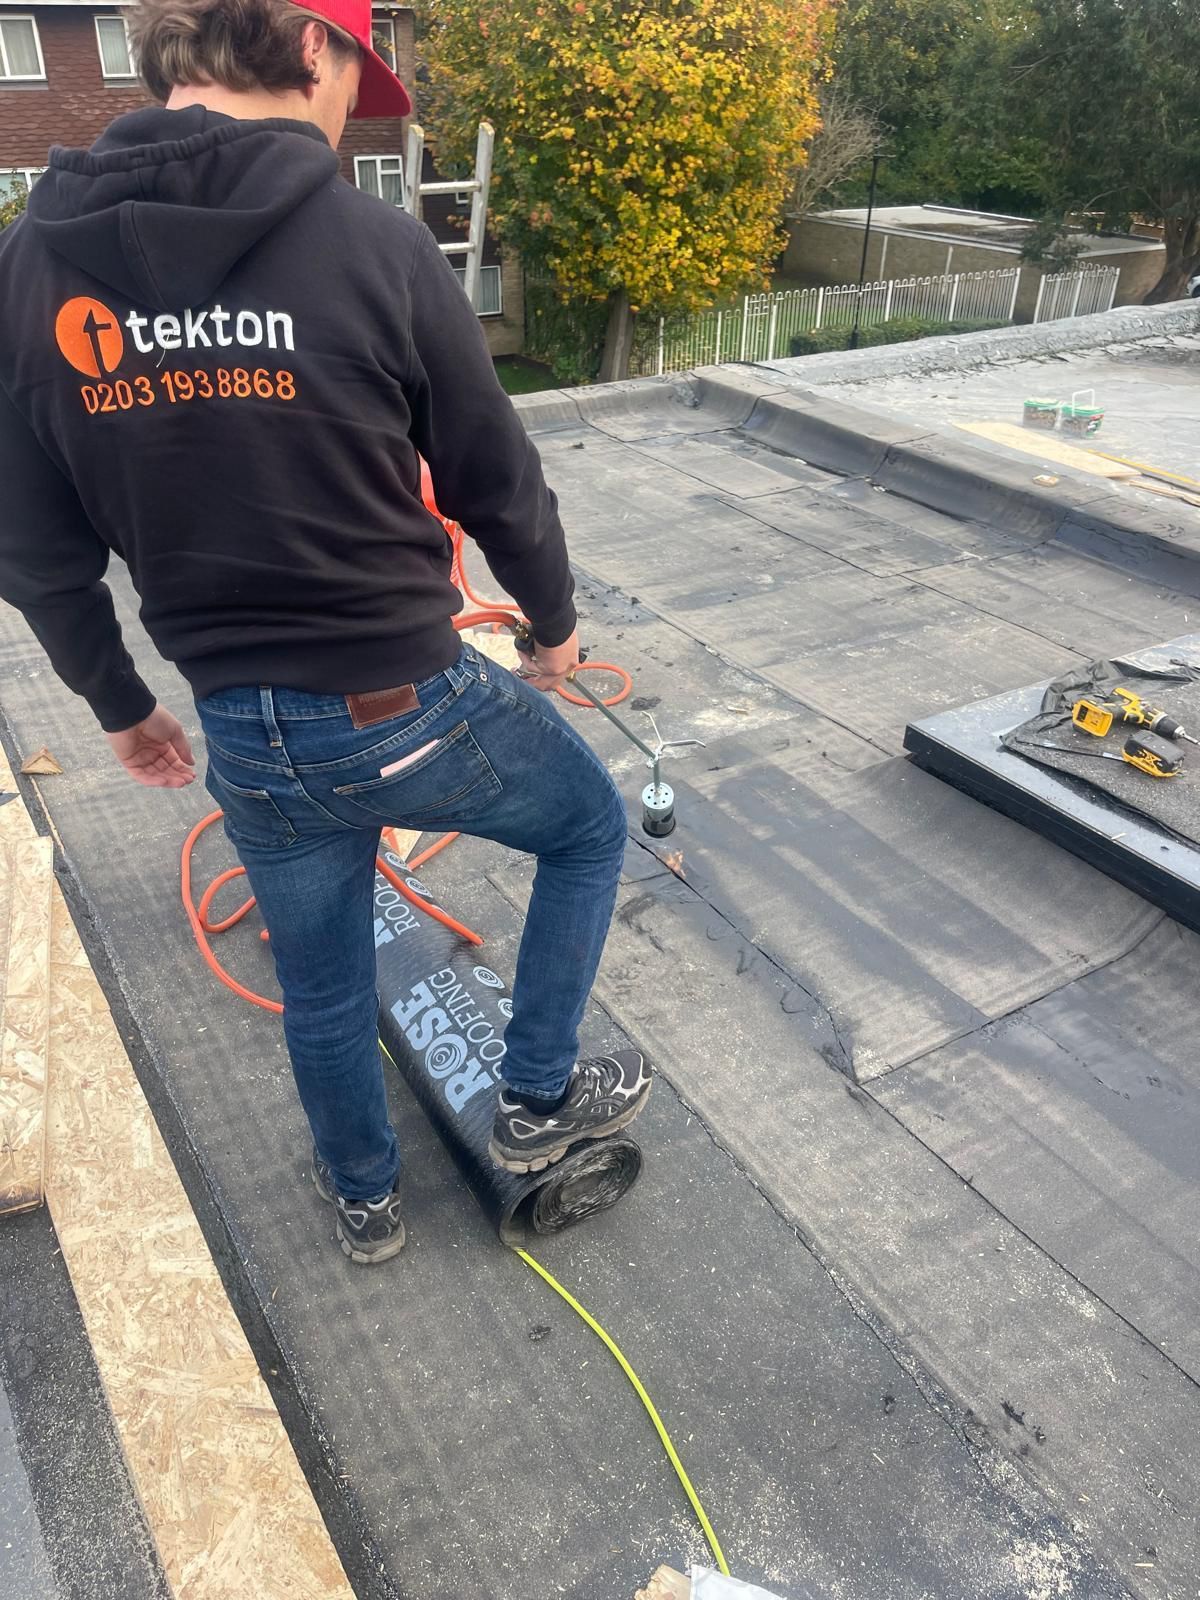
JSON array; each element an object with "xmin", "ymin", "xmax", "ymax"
[
  {"xmin": 422, "ymin": 0, "xmax": 834, "ymax": 378},
  {"xmin": 0, "ymin": 180, "xmax": 29, "ymax": 231}
]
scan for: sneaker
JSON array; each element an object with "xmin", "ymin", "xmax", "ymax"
[
  {"xmin": 489, "ymin": 1050, "xmax": 651, "ymax": 1174},
  {"xmin": 312, "ymin": 1150, "xmax": 406, "ymax": 1265}
]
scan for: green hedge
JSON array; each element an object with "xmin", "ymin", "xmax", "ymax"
[
  {"xmin": 788, "ymin": 315, "xmax": 1004, "ymax": 357},
  {"xmin": 523, "ymin": 278, "xmax": 608, "ymax": 387}
]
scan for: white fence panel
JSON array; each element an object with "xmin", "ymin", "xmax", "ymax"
[
  {"xmin": 1033, "ymin": 265, "xmax": 1119, "ymax": 323},
  {"xmin": 633, "ymin": 262, "xmax": 1116, "ymax": 376}
]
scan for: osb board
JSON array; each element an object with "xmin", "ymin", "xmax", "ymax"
[
  {"xmin": 954, "ymin": 420, "xmax": 1137, "ymax": 478},
  {"xmin": 0, "ymin": 743, "xmax": 354, "ymax": 1598},
  {"xmin": 43, "ymin": 880, "xmax": 355, "ymax": 1600},
  {"xmin": 462, "ymin": 623, "xmax": 522, "ymax": 673},
  {"xmin": 0, "ymin": 834, "xmax": 53, "ymax": 1214}
]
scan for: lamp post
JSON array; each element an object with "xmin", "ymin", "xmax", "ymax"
[{"xmin": 848, "ymin": 151, "xmax": 882, "ymax": 351}]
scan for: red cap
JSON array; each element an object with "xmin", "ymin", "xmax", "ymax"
[{"xmin": 290, "ymin": 0, "xmax": 413, "ymax": 120}]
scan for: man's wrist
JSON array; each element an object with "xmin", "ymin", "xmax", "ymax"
[
  {"xmin": 531, "ymin": 601, "xmax": 578, "ymax": 651},
  {"xmin": 92, "ymin": 676, "xmax": 156, "ymax": 734}
]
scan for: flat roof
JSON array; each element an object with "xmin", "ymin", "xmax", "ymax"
[
  {"xmin": 5, "ymin": 335, "xmax": 1200, "ymax": 1594},
  {"xmin": 814, "ymin": 202, "xmax": 1162, "ymax": 256}
]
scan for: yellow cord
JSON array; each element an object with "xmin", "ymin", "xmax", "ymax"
[
  {"xmin": 381, "ymin": 1037, "xmax": 728, "ymax": 1571},
  {"xmin": 515, "ymin": 1246, "xmax": 731, "ymax": 1577}
]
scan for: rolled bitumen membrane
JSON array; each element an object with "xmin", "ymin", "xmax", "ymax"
[{"xmin": 373, "ymin": 861, "xmax": 642, "ymax": 1242}]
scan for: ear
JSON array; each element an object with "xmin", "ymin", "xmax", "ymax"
[{"xmin": 300, "ymin": 18, "xmax": 330, "ymax": 74}]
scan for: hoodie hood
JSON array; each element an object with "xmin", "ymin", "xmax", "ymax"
[{"xmin": 28, "ymin": 107, "xmax": 340, "ymax": 312}]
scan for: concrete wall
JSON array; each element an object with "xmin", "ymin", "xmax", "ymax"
[
  {"xmin": 484, "ymin": 251, "xmax": 524, "ymax": 358},
  {"xmin": 784, "ymin": 216, "xmax": 1165, "ymax": 319}
]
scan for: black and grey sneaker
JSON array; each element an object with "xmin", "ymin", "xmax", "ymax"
[
  {"xmin": 489, "ymin": 1050, "xmax": 651, "ymax": 1174},
  {"xmin": 312, "ymin": 1150, "xmax": 406, "ymax": 1265}
]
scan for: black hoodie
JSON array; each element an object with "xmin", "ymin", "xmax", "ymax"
[{"xmin": 0, "ymin": 108, "xmax": 575, "ymax": 730}]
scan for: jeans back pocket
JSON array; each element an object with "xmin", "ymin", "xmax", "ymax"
[
  {"xmin": 332, "ymin": 722, "xmax": 501, "ymax": 827},
  {"xmin": 205, "ymin": 765, "xmax": 298, "ymax": 849}
]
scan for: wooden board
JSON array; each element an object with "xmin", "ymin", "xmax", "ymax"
[
  {"xmin": 462, "ymin": 623, "xmax": 522, "ymax": 672},
  {"xmin": 954, "ymin": 420, "xmax": 1137, "ymax": 478},
  {"xmin": 0, "ymin": 743, "xmax": 355, "ymax": 1599},
  {"xmin": 0, "ymin": 833, "xmax": 53, "ymax": 1214}
]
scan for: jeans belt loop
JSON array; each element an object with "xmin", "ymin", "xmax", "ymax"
[{"xmin": 260, "ymin": 686, "xmax": 284, "ymax": 748}]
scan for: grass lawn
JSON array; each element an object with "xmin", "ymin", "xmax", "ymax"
[{"xmin": 494, "ymin": 356, "xmax": 559, "ymax": 395}]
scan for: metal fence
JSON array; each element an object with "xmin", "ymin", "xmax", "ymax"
[
  {"xmin": 629, "ymin": 263, "xmax": 1121, "ymax": 377},
  {"xmin": 1032, "ymin": 265, "xmax": 1120, "ymax": 323}
]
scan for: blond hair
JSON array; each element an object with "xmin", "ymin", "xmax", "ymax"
[{"xmin": 128, "ymin": 0, "xmax": 357, "ymax": 101}]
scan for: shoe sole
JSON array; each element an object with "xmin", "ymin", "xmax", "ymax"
[
  {"xmin": 313, "ymin": 1165, "xmax": 406, "ymax": 1266},
  {"xmin": 336, "ymin": 1223, "xmax": 406, "ymax": 1266},
  {"xmin": 487, "ymin": 1083, "xmax": 650, "ymax": 1175}
]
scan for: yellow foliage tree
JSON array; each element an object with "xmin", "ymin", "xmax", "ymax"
[{"xmin": 422, "ymin": 0, "xmax": 835, "ymax": 375}]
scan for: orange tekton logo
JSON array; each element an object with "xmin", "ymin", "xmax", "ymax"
[{"xmin": 54, "ymin": 296, "xmax": 124, "ymax": 379}]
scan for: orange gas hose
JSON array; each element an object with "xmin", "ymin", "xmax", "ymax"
[
  {"xmin": 557, "ymin": 663, "xmax": 633, "ymax": 708},
  {"xmin": 408, "ymin": 832, "xmax": 461, "ymax": 870},
  {"xmin": 183, "ymin": 807, "xmax": 484, "ymax": 1014}
]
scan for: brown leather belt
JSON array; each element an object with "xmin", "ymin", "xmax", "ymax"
[{"xmin": 345, "ymin": 684, "xmax": 419, "ymax": 728}]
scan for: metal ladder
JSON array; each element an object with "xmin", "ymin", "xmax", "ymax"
[{"xmin": 402, "ymin": 121, "xmax": 495, "ymax": 313}]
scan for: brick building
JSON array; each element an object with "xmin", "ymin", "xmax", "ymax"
[{"xmin": 0, "ymin": 0, "xmax": 523, "ymax": 353}]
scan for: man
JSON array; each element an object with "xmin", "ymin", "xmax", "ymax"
[{"xmin": 0, "ymin": 0, "xmax": 650, "ymax": 1264}]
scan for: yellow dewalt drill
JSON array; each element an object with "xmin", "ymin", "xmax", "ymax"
[{"xmin": 1072, "ymin": 686, "xmax": 1200, "ymax": 747}]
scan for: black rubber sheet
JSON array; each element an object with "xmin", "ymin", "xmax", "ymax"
[
  {"xmin": 1002, "ymin": 654, "xmax": 1200, "ymax": 844},
  {"xmin": 6, "ymin": 375, "xmax": 1191, "ymax": 1594}
]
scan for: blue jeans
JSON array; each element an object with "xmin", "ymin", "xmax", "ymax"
[{"xmin": 194, "ymin": 644, "xmax": 627, "ymax": 1200}]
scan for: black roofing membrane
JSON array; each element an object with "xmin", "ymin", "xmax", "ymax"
[{"xmin": 4, "ymin": 381, "xmax": 1198, "ymax": 1595}]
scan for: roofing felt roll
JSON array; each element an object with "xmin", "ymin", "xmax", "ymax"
[{"xmin": 373, "ymin": 864, "xmax": 642, "ymax": 1243}]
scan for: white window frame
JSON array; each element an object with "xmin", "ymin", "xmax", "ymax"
[
  {"xmin": 0, "ymin": 166, "xmax": 44, "ymax": 198},
  {"xmin": 370, "ymin": 11, "xmax": 397, "ymax": 66},
  {"xmin": 0, "ymin": 15, "xmax": 47, "ymax": 81},
  {"xmin": 453, "ymin": 263, "xmax": 503, "ymax": 318},
  {"xmin": 353, "ymin": 153, "xmax": 407, "ymax": 209},
  {"xmin": 94, "ymin": 14, "xmax": 136, "ymax": 80},
  {"xmin": 453, "ymin": 188, "xmax": 472, "ymax": 208}
]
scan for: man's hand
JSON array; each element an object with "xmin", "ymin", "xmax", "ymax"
[
  {"xmin": 106, "ymin": 704, "xmax": 196, "ymax": 788},
  {"xmin": 514, "ymin": 629, "xmax": 582, "ymax": 694}
]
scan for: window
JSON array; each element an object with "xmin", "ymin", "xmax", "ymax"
[
  {"xmin": 354, "ymin": 155, "xmax": 405, "ymax": 208},
  {"xmin": 453, "ymin": 188, "xmax": 473, "ymax": 208},
  {"xmin": 453, "ymin": 264, "xmax": 503, "ymax": 317},
  {"xmin": 0, "ymin": 15, "xmax": 45, "ymax": 80},
  {"xmin": 95, "ymin": 15, "xmax": 136, "ymax": 79},
  {"xmin": 0, "ymin": 167, "xmax": 43, "ymax": 200},
  {"xmin": 371, "ymin": 12, "xmax": 396, "ymax": 65}
]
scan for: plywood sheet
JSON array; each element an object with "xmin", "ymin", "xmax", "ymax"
[
  {"xmin": 43, "ymin": 879, "xmax": 355, "ymax": 1600},
  {"xmin": 0, "ymin": 741, "xmax": 353, "ymax": 1598},
  {"xmin": 0, "ymin": 834, "xmax": 53, "ymax": 1214},
  {"xmin": 462, "ymin": 621, "xmax": 522, "ymax": 672},
  {"xmin": 955, "ymin": 420, "xmax": 1136, "ymax": 478}
]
